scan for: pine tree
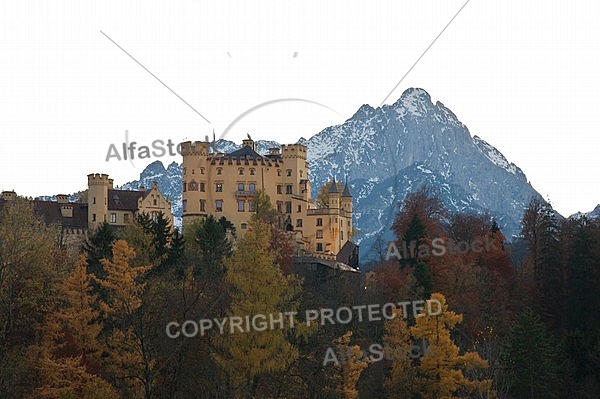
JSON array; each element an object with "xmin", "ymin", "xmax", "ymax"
[
  {"xmin": 82, "ymin": 221, "xmax": 116, "ymax": 278},
  {"xmin": 188, "ymin": 215, "xmax": 232, "ymax": 278},
  {"xmin": 501, "ymin": 307, "xmax": 560, "ymax": 399}
]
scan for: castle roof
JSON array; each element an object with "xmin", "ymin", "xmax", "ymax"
[
  {"xmin": 107, "ymin": 189, "xmax": 149, "ymax": 211},
  {"xmin": 342, "ymin": 180, "xmax": 352, "ymax": 197},
  {"xmin": 33, "ymin": 200, "xmax": 89, "ymax": 228},
  {"xmin": 328, "ymin": 177, "xmax": 339, "ymax": 193},
  {"xmin": 210, "ymin": 145, "xmax": 282, "ymax": 166}
]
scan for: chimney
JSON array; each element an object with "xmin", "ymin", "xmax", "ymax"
[
  {"xmin": 56, "ymin": 194, "xmax": 68, "ymax": 204},
  {"xmin": 1, "ymin": 191, "xmax": 16, "ymax": 201}
]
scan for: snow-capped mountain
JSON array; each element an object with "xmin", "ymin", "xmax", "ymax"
[
  {"xmin": 570, "ymin": 204, "xmax": 600, "ymax": 220},
  {"xmin": 114, "ymin": 88, "xmax": 547, "ymax": 265}
]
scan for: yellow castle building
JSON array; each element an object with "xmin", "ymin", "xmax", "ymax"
[
  {"xmin": 180, "ymin": 137, "xmax": 354, "ymax": 258},
  {"xmin": 87, "ymin": 173, "xmax": 173, "ymax": 231}
]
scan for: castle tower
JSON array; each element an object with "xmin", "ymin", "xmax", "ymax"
[
  {"xmin": 87, "ymin": 173, "xmax": 112, "ymax": 229},
  {"xmin": 180, "ymin": 139, "xmax": 210, "ymax": 230},
  {"xmin": 341, "ymin": 179, "xmax": 352, "ymax": 213},
  {"xmin": 281, "ymin": 144, "xmax": 309, "ymax": 195},
  {"xmin": 328, "ymin": 177, "xmax": 339, "ymax": 209}
]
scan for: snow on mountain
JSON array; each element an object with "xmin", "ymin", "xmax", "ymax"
[{"xmin": 102, "ymin": 88, "xmax": 549, "ymax": 266}]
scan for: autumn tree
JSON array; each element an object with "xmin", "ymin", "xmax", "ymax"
[
  {"xmin": 410, "ymin": 293, "xmax": 493, "ymax": 399},
  {"xmin": 95, "ymin": 240, "xmax": 153, "ymax": 398},
  {"xmin": 212, "ymin": 218, "xmax": 303, "ymax": 397},
  {"xmin": 323, "ymin": 331, "xmax": 370, "ymax": 399},
  {"xmin": 0, "ymin": 198, "xmax": 66, "ymax": 397},
  {"xmin": 29, "ymin": 255, "xmax": 118, "ymax": 398}
]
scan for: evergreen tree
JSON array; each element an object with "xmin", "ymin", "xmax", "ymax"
[
  {"xmin": 188, "ymin": 215, "xmax": 232, "ymax": 278},
  {"xmin": 82, "ymin": 221, "xmax": 116, "ymax": 278},
  {"xmin": 501, "ymin": 307, "xmax": 560, "ymax": 399}
]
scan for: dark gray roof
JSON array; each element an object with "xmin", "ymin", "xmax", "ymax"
[
  {"xmin": 328, "ymin": 178, "xmax": 339, "ymax": 193},
  {"xmin": 342, "ymin": 180, "xmax": 352, "ymax": 197}
]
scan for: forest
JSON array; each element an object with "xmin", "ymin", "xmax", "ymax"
[{"xmin": 1, "ymin": 187, "xmax": 599, "ymax": 398}]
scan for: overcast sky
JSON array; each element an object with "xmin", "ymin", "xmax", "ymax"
[{"xmin": 1, "ymin": 1, "xmax": 598, "ymax": 217}]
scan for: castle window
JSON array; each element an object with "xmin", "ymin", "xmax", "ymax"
[
  {"xmin": 93, "ymin": 197, "xmax": 96, "ymax": 204},
  {"xmin": 250, "ymin": 169, "xmax": 255, "ymax": 175},
  {"xmin": 277, "ymin": 169, "xmax": 281, "ymax": 176},
  {"xmin": 153, "ymin": 199, "xmax": 157, "ymax": 206},
  {"xmin": 183, "ymin": 167, "xmax": 187, "ymax": 175},
  {"xmin": 249, "ymin": 183, "xmax": 256, "ymax": 193},
  {"xmin": 216, "ymin": 200, "xmax": 223, "ymax": 212},
  {"xmin": 200, "ymin": 182, "xmax": 205, "ymax": 192},
  {"xmin": 296, "ymin": 219, "xmax": 303, "ymax": 227},
  {"xmin": 286, "ymin": 169, "xmax": 292, "ymax": 177},
  {"xmin": 124, "ymin": 214, "xmax": 130, "ymax": 223},
  {"xmin": 316, "ymin": 218, "xmax": 323, "ymax": 226},
  {"xmin": 239, "ymin": 168, "xmax": 244, "ymax": 175},
  {"xmin": 316, "ymin": 230, "xmax": 323, "ymax": 239},
  {"xmin": 300, "ymin": 170, "xmax": 303, "ymax": 177},
  {"xmin": 199, "ymin": 200, "xmax": 206, "ymax": 212},
  {"xmin": 285, "ymin": 201, "xmax": 292, "ymax": 213},
  {"xmin": 277, "ymin": 202, "xmax": 282, "ymax": 212},
  {"xmin": 277, "ymin": 185, "xmax": 282, "ymax": 194},
  {"xmin": 110, "ymin": 213, "xmax": 116, "ymax": 223},
  {"xmin": 316, "ymin": 243, "xmax": 323, "ymax": 252},
  {"xmin": 238, "ymin": 200, "xmax": 244, "ymax": 212},
  {"xmin": 248, "ymin": 200, "xmax": 254, "ymax": 212},
  {"xmin": 92, "ymin": 213, "xmax": 96, "ymax": 222},
  {"xmin": 183, "ymin": 182, "xmax": 187, "ymax": 192},
  {"xmin": 200, "ymin": 167, "xmax": 205, "ymax": 174},
  {"xmin": 216, "ymin": 183, "xmax": 223, "ymax": 192},
  {"xmin": 348, "ymin": 220, "xmax": 351, "ymax": 227},
  {"xmin": 182, "ymin": 200, "xmax": 187, "ymax": 212},
  {"xmin": 241, "ymin": 223, "xmax": 247, "ymax": 229},
  {"xmin": 189, "ymin": 181, "xmax": 198, "ymax": 191},
  {"xmin": 217, "ymin": 168, "xmax": 222, "ymax": 175},
  {"xmin": 192, "ymin": 169, "xmax": 194, "ymax": 174},
  {"xmin": 151, "ymin": 212, "xmax": 159, "ymax": 222},
  {"xmin": 341, "ymin": 230, "xmax": 344, "ymax": 241},
  {"xmin": 238, "ymin": 183, "xmax": 244, "ymax": 192},
  {"xmin": 297, "ymin": 205, "xmax": 301, "ymax": 213},
  {"xmin": 286, "ymin": 185, "xmax": 292, "ymax": 194}
]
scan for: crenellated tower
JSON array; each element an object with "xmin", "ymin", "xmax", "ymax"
[{"xmin": 87, "ymin": 173, "xmax": 113, "ymax": 229}]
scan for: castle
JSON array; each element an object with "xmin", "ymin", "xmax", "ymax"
[
  {"xmin": 180, "ymin": 137, "xmax": 356, "ymax": 260},
  {"xmin": 0, "ymin": 175, "xmax": 173, "ymax": 250}
]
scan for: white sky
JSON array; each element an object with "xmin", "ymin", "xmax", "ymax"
[{"xmin": 1, "ymin": 0, "xmax": 598, "ymax": 216}]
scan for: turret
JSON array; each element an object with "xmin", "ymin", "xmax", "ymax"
[
  {"xmin": 328, "ymin": 177, "xmax": 339, "ymax": 209},
  {"xmin": 87, "ymin": 173, "xmax": 111, "ymax": 229},
  {"xmin": 341, "ymin": 179, "xmax": 352, "ymax": 213}
]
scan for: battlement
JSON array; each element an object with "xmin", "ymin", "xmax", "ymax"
[
  {"xmin": 180, "ymin": 140, "xmax": 209, "ymax": 156},
  {"xmin": 281, "ymin": 144, "xmax": 307, "ymax": 159},
  {"xmin": 87, "ymin": 174, "xmax": 114, "ymax": 188}
]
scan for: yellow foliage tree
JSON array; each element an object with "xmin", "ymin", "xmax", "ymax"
[
  {"xmin": 212, "ymin": 219, "xmax": 303, "ymax": 397},
  {"xmin": 30, "ymin": 255, "xmax": 118, "ymax": 398},
  {"xmin": 384, "ymin": 293, "xmax": 494, "ymax": 399},
  {"xmin": 96, "ymin": 240, "xmax": 153, "ymax": 398},
  {"xmin": 323, "ymin": 331, "xmax": 370, "ymax": 399}
]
